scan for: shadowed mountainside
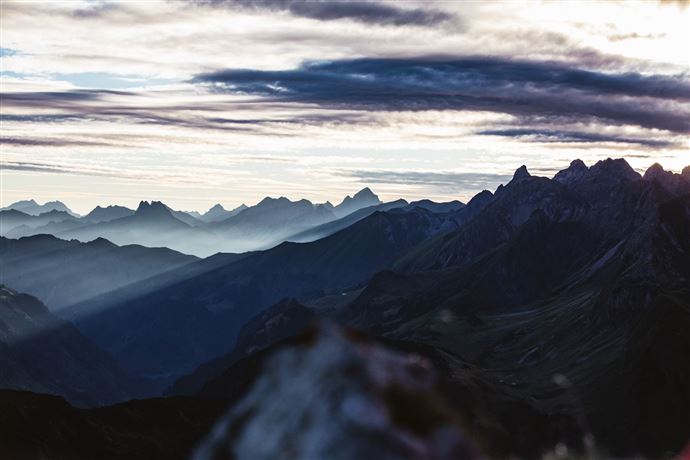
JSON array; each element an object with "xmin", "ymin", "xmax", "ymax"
[
  {"xmin": 0, "ymin": 286, "xmax": 149, "ymax": 406},
  {"xmin": 177, "ymin": 159, "xmax": 690, "ymax": 457},
  {"xmin": 68, "ymin": 205, "xmax": 472, "ymax": 385},
  {"xmin": 0, "ymin": 234, "xmax": 197, "ymax": 312},
  {"xmin": 0, "ymin": 390, "xmax": 224, "ymax": 460}
]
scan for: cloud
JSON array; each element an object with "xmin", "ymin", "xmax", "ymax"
[
  {"xmin": 0, "ymin": 136, "xmax": 117, "ymax": 147},
  {"xmin": 0, "ymin": 160, "xmax": 204, "ymax": 184},
  {"xmin": 197, "ymin": 0, "xmax": 455, "ymax": 27},
  {"xmin": 194, "ymin": 57, "xmax": 690, "ymax": 134},
  {"xmin": 1, "ymin": 161, "xmax": 71, "ymax": 175},
  {"xmin": 1, "ymin": 89, "xmax": 132, "ymax": 103},
  {"xmin": 338, "ymin": 169, "xmax": 512, "ymax": 192},
  {"xmin": 0, "ymin": 114, "xmax": 90, "ymax": 123},
  {"xmin": 607, "ymin": 32, "xmax": 666, "ymax": 42},
  {"xmin": 477, "ymin": 129, "xmax": 679, "ymax": 148}
]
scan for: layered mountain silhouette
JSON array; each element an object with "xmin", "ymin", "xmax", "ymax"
[
  {"xmin": 406, "ymin": 198, "xmax": 466, "ymax": 213},
  {"xmin": 286, "ymin": 199, "xmax": 408, "ymax": 243},
  {"xmin": 2, "ymin": 189, "xmax": 388, "ymax": 256},
  {"xmin": 0, "ymin": 286, "xmax": 147, "ymax": 406},
  {"xmin": 3, "ymin": 159, "xmax": 689, "ymax": 458},
  {"xmin": 1, "ymin": 199, "xmax": 77, "ymax": 216},
  {"xmin": 65, "ymin": 204, "xmax": 469, "ymax": 384},
  {"xmin": 170, "ymin": 158, "xmax": 690, "ymax": 456},
  {"xmin": 189, "ymin": 203, "xmax": 248, "ymax": 223},
  {"xmin": 83, "ymin": 205, "xmax": 135, "ymax": 223},
  {"xmin": 0, "ymin": 209, "xmax": 80, "ymax": 237},
  {"xmin": 0, "ymin": 234, "xmax": 197, "ymax": 311},
  {"xmin": 339, "ymin": 160, "xmax": 690, "ymax": 455},
  {"xmin": 333, "ymin": 187, "xmax": 382, "ymax": 217}
]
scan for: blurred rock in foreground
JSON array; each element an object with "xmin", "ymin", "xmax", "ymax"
[{"xmin": 193, "ymin": 323, "xmax": 483, "ymax": 460}]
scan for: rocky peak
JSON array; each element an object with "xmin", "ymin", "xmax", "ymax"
[
  {"xmin": 643, "ymin": 163, "xmax": 665, "ymax": 180},
  {"xmin": 511, "ymin": 165, "xmax": 531, "ymax": 182},
  {"xmin": 554, "ymin": 159, "xmax": 588, "ymax": 184},
  {"xmin": 682, "ymin": 166, "xmax": 690, "ymax": 179},
  {"xmin": 135, "ymin": 200, "xmax": 172, "ymax": 218},
  {"xmin": 208, "ymin": 204, "xmax": 225, "ymax": 213},
  {"xmin": 335, "ymin": 188, "xmax": 382, "ymax": 217},
  {"xmin": 589, "ymin": 158, "xmax": 640, "ymax": 182},
  {"xmin": 353, "ymin": 187, "xmax": 377, "ymax": 200},
  {"xmin": 643, "ymin": 162, "xmax": 690, "ymax": 196},
  {"xmin": 339, "ymin": 188, "xmax": 381, "ymax": 206},
  {"xmin": 193, "ymin": 323, "xmax": 482, "ymax": 460},
  {"xmin": 466, "ymin": 190, "xmax": 494, "ymax": 211}
]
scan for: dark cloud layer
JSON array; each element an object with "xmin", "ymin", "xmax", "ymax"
[
  {"xmin": 477, "ymin": 129, "xmax": 679, "ymax": 148},
  {"xmin": 1, "ymin": 89, "xmax": 132, "ymax": 103},
  {"xmin": 340, "ymin": 170, "xmax": 511, "ymax": 192},
  {"xmin": 195, "ymin": 57, "xmax": 690, "ymax": 134},
  {"xmin": 197, "ymin": 0, "xmax": 454, "ymax": 27},
  {"xmin": 0, "ymin": 136, "xmax": 116, "ymax": 147}
]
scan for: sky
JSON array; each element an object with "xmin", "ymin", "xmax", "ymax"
[{"xmin": 1, "ymin": 0, "xmax": 689, "ymax": 214}]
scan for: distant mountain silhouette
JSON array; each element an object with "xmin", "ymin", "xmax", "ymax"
[
  {"xmin": 209, "ymin": 196, "xmax": 338, "ymax": 251},
  {"xmin": 1, "ymin": 209, "xmax": 79, "ymax": 237},
  {"xmin": 1, "ymin": 190, "xmax": 391, "ymax": 256},
  {"xmin": 50, "ymin": 201, "xmax": 221, "ymax": 256},
  {"xmin": 333, "ymin": 187, "xmax": 382, "ymax": 217},
  {"xmin": 1, "ymin": 199, "xmax": 77, "ymax": 217},
  {"xmin": 286, "ymin": 199, "xmax": 408, "ymax": 243},
  {"xmin": 0, "ymin": 234, "xmax": 197, "ymax": 311},
  {"xmin": 406, "ymin": 199, "xmax": 465, "ymax": 213},
  {"xmin": 83, "ymin": 205, "xmax": 134, "ymax": 223},
  {"xmin": 0, "ymin": 286, "xmax": 148, "ymax": 406},
  {"xmin": 198, "ymin": 203, "xmax": 248, "ymax": 223}
]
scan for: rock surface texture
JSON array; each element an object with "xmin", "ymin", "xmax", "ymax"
[{"xmin": 193, "ymin": 324, "xmax": 482, "ymax": 460}]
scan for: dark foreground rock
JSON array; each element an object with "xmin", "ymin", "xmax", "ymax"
[{"xmin": 193, "ymin": 324, "xmax": 483, "ymax": 460}]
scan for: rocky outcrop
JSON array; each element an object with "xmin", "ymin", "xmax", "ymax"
[
  {"xmin": 642, "ymin": 162, "xmax": 690, "ymax": 195},
  {"xmin": 193, "ymin": 324, "xmax": 482, "ymax": 460}
]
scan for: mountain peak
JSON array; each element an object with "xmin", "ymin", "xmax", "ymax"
[
  {"xmin": 2, "ymin": 199, "xmax": 75, "ymax": 216},
  {"xmin": 258, "ymin": 196, "xmax": 290, "ymax": 206},
  {"xmin": 643, "ymin": 163, "xmax": 665, "ymax": 180},
  {"xmin": 554, "ymin": 159, "xmax": 588, "ymax": 184},
  {"xmin": 353, "ymin": 187, "xmax": 377, "ymax": 200},
  {"xmin": 334, "ymin": 188, "xmax": 382, "ymax": 217},
  {"xmin": 208, "ymin": 203, "xmax": 225, "ymax": 212},
  {"xmin": 590, "ymin": 158, "xmax": 640, "ymax": 181},
  {"xmin": 683, "ymin": 166, "xmax": 690, "ymax": 178},
  {"xmin": 512, "ymin": 165, "xmax": 531, "ymax": 181},
  {"xmin": 135, "ymin": 200, "xmax": 172, "ymax": 217}
]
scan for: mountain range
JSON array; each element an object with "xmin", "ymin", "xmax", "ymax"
[
  {"xmin": 1, "ymin": 159, "xmax": 689, "ymax": 458},
  {"xmin": 1, "ymin": 199, "xmax": 76, "ymax": 217},
  {"xmin": 1, "ymin": 188, "xmax": 390, "ymax": 256},
  {"xmin": 0, "ymin": 235, "xmax": 196, "ymax": 311},
  {"xmin": 66, "ymin": 203, "xmax": 473, "ymax": 384}
]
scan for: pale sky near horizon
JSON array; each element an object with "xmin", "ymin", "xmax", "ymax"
[{"xmin": 1, "ymin": 0, "xmax": 689, "ymax": 214}]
